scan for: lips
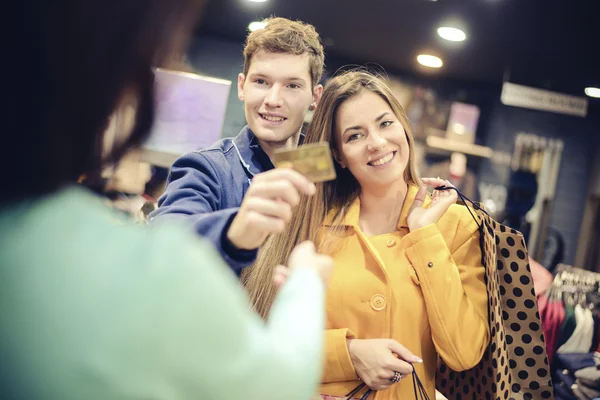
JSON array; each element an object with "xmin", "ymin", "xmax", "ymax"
[
  {"xmin": 260, "ymin": 113, "xmax": 286, "ymax": 122},
  {"xmin": 368, "ymin": 151, "xmax": 396, "ymax": 166}
]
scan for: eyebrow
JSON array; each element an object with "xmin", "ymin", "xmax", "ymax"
[
  {"xmin": 375, "ymin": 112, "xmax": 390, "ymax": 122},
  {"xmin": 288, "ymin": 77, "xmax": 308, "ymax": 84},
  {"xmin": 342, "ymin": 112, "xmax": 391, "ymax": 135},
  {"xmin": 248, "ymin": 73, "xmax": 307, "ymax": 84}
]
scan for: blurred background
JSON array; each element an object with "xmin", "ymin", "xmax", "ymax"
[{"xmin": 126, "ymin": 0, "xmax": 600, "ymax": 274}]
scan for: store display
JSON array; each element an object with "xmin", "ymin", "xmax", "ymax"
[
  {"xmin": 425, "ymin": 153, "xmax": 478, "ymax": 200},
  {"xmin": 445, "ymin": 102, "xmax": 480, "ymax": 144},
  {"xmin": 142, "ymin": 68, "xmax": 231, "ymax": 161}
]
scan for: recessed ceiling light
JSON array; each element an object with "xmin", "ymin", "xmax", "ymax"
[
  {"xmin": 247, "ymin": 0, "xmax": 268, "ymax": 2},
  {"xmin": 248, "ymin": 21, "xmax": 267, "ymax": 32},
  {"xmin": 417, "ymin": 54, "xmax": 443, "ymax": 68},
  {"xmin": 585, "ymin": 87, "xmax": 600, "ymax": 98},
  {"xmin": 437, "ymin": 27, "xmax": 466, "ymax": 42}
]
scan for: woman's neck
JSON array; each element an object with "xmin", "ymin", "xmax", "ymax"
[{"xmin": 358, "ymin": 181, "xmax": 408, "ymax": 236}]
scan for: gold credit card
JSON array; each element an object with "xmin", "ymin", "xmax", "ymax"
[{"xmin": 272, "ymin": 142, "xmax": 337, "ymax": 183}]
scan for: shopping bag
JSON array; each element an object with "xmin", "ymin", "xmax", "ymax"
[{"xmin": 435, "ymin": 187, "xmax": 554, "ymax": 400}]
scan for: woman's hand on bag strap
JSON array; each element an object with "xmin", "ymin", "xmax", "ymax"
[
  {"xmin": 347, "ymin": 338, "xmax": 422, "ymax": 391},
  {"xmin": 407, "ymin": 179, "xmax": 458, "ymax": 232}
]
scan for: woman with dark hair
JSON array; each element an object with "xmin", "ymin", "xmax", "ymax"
[{"xmin": 0, "ymin": 1, "xmax": 331, "ymax": 399}]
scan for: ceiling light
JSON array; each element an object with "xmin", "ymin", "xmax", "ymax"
[
  {"xmin": 585, "ymin": 87, "xmax": 600, "ymax": 98},
  {"xmin": 417, "ymin": 54, "xmax": 443, "ymax": 68},
  {"xmin": 248, "ymin": 21, "xmax": 267, "ymax": 32},
  {"xmin": 437, "ymin": 27, "xmax": 466, "ymax": 42},
  {"xmin": 247, "ymin": 0, "xmax": 268, "ymax": 2}
]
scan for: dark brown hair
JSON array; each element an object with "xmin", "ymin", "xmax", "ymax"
[
  {"xmin": 243, "ymin": 17, "xmax": 325, "ymax": 87},
  {"xmin": 4, "ymin": 0, "xmax": 205, "ymax": 204}
]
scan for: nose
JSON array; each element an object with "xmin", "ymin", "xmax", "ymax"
[
  {"xmin": 367, "ymin": 130, "xmax": 387, "ymax": 151},
  {"xmin": 264, "ymin": 84, "xmax": 284, "ymax": 108}
]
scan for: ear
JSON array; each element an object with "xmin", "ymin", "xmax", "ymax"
[
  {"xmin": 312, "ymin": 84, "xmax": 323, "ymax": 107},
  {"xmin": 333, "ymin": 149, "xmax": 346, "ymax": 169},
  {"xmin": 237, "ymin": 73, "xmax": 246, "ymax": 102}
]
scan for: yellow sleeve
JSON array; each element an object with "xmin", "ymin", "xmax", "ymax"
[
  {"xmin": 322, "ymin": 328, "xmax": 359, "ymax": 383},
  {"xmin": 317, "ymin": 228, "xmax": 359, "ymax": 384},
  {"xmin": 404, "ymin": 206, "xmax": 489, "ymax": 371}
]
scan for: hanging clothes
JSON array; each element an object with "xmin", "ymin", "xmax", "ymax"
[
  {"xmin": 576, "ymin": 365, "xmax": 600, "ymax": 389},
  {"xmin": 591, "ymin": 312, "xmax": 600, "ymax": 352},
  {"xmin": 579, "ymin": 308, "xmax": 595, "ymax": 353},
  {"xmin": 552, "ymin": 353, "xmax": 596, "ymax": 400},
  {"xmin": 531, "ymin": 257, "xmax": 553, "ymax": 296},
  {"xmin": 557, "ymin": 304, "xmax": 578, "ymax": 350},
  {"xmin": 558, "ymin": 305, "xmax": 595, "ymax": 354},
  {"xmin": 576, "ymin": 381, "xmax": 600, "ymax": 400},
  {"xmin": 596, "ymin": 317, "xmax": 600, "ymax": 353},
  {"xmin": 542, "ymin": 298, "xmax": 566, "ymax": 365}
]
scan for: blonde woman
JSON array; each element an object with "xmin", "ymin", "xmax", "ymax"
[{"xmin": 243, "ymin": 71, "xmax": 490, "ymax": 399}]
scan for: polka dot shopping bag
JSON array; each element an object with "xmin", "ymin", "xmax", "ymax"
[{"xmin": 435, "ymin": 187, "xmax": 554, "ymax": 400}]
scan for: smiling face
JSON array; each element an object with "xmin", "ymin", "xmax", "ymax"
[
  {"xmin": 335, "ymin": 89, "xmax": 411, "ymax": 191},
  {"xmin": 238, "ymin": 50, "xmax": 321, "ymax": 146}
]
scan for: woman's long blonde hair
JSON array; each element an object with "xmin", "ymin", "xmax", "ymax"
[{"xmin": 242, "ymin": 70, "xmax": 421, "ymax": 318}]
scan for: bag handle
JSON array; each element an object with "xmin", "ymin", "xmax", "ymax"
[
  {"xmin": 435, "ymin": 185, "xmax": 488, "ymax": 229},
  {"xmin": 344, "ymin": 382, "xmax": 372, "ymax": 399},
  {"xmin": 411, "ymin": 364, "xmax": 432, "ymax": 400},
  {"xmin": 343, "ymin": 366, "xmax": 430, "ymax": 400}
]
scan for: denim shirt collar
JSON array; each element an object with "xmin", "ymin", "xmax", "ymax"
[{"xmin": 232, "ymin": 125, "xmax": 305, "ymax": 178}]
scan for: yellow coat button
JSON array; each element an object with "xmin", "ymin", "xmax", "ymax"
[
  {"xmin": 386, "ymin": 239, "xmax": 396, "ymax": 247},
  {"xmin": 370, "ymin": 294, "xmax": 386, "ymax": 311}
]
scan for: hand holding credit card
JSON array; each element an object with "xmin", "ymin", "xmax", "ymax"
[{"xmin": 271, "ymin": 142, "xmax": 337, "ymax": 183}]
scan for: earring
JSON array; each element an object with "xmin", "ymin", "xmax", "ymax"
[{"xmin": 309, "ymin": 102, "xmax": 316, "ymax": 111}]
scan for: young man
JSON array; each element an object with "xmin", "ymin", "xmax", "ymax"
[{"xmin": 150, "ymin": 17, "xmax": 325, "ymax": 275}]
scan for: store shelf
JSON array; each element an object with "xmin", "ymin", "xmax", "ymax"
[
  {"xmin": 139, "ymin": 149, "xmax": 180, "ymax": 168},
  {"xmin": 425, "ymin": 136, "xmax": 494, "ymax": 158}
]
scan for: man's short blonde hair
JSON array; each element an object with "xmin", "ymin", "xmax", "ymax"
[{"xmin": 243, "ymin": 17, "xmax": 325, "ymax": 87}]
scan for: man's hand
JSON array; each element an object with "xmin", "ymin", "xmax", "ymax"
[{"xmin": 227, "ymin": 169, "xmax": 316, "ymax": 250}]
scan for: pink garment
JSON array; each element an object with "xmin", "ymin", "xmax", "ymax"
[
  {"xmin": 530, "ymin": 257, "xmax": 553, "ymax": 296},
  {"xmin": 541, "ymin": 300, "xmax": 565, "ymax": 365}
]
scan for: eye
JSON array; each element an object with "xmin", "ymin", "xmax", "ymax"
[
  {"xmin": 381, "ymin": 120, "xmax": 394, "ymax": 128},
  {"xmin": 255, "ymin": 79, "xmax": 267, "ymax": 85},
  {"xmin": 288, "ymin": 83, "xmax": 301, "ymax": 89},
  {"xmin": 347, "ymin": 133, "xmax": 363, "ymax": 142}
]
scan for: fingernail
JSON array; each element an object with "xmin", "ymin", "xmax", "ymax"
[{"xmin": 413, "ymin": 356, "xmax": 423, "ymax": 363}]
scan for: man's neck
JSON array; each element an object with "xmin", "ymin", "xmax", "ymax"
[
  {"xmin": 358, "ymin": 180, "xmax": 408, "ymax": 236},
  {"xmin": 258, "ymin": 130, "xmax": 301, "ymax": 161}
]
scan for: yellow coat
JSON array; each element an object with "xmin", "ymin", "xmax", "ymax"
[{"xmin": 318, "ymin": 185, "xmax": 490, "ymax": 400}]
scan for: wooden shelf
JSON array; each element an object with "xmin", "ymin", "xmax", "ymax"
[{"xmin": 425, "ymin": 136, "xmax": 494, "ymax": 159}]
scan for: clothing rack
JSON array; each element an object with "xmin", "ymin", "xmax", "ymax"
[
  {"xmin": 548, "ymin": 265, "xmax": 600, "ymax": 306},
  {"xmin": 541, "ymin": 265, "xmax": 600, "ymax": 399}
]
